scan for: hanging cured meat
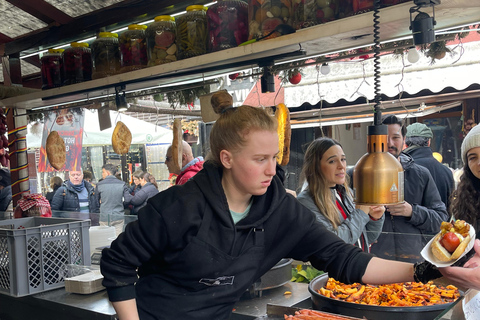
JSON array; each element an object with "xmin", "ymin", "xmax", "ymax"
[
  {"xmin": 170, "ymin": 118, "xmax": 183, "ymax": 174},
  {"xmin": 46, "ymin": 131, "xmax": 66, "ymax": 170},
  {"xmin": 275, "ymin": 103, "xmax": 291, "ymax": 166},
  {"xmin": 112, "ymin": 121, "xmax": 132, "ymax": 155}
]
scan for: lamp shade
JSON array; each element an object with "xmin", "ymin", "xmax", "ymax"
[
  {"xmin": 261, "ymin": 69, "xmax": 275, "ymax": 93},
  {"xmin": 411, "ymin": 12, "xmax": 435, "ymax": 45},
  {"xmin": 115, "ymin": 91, "xmax": 129, "ymax": 112},
  {"xmin": 353, "ymin": 125, "xmax": 404, "ymax": 205}
]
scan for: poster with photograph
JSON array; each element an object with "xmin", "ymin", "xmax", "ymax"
[{"xmin": 38, "ymin": 108, "xmax": 85, "ymax": 172}]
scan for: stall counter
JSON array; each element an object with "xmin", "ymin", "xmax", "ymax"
[{"xmin": 0, "ymin": 282, "xmax": 311, "ymax": 320}]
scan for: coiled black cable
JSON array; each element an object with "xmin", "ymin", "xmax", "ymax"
[{"xmin": 373, "ymin": 0, "xmax": 382, "ymax": 126}]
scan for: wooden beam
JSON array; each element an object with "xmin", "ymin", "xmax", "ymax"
[
  {"xmin": 23, "ymin": 56, "xmax": 41, "ymax": 68},
  {"xmin": 8, "ymin": 53, "xmax": 22, "ymax": 86},
  {"xmin": 0, "ymin": 33, "xmax": 13, "ymax": 45},
  {"xmin": 5, "ymin": 0, "xmax": 73, "ymax": 25},
  {"xmin": 6, "ymin": 108, "xmax": 30, "ymax": 208}
]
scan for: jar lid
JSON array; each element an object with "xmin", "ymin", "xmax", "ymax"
[
  {"xmin": 186, "ymin": 5, "xmax": 207, "ymax": 11},
  {"xmin": 47, "ymin": 48, "xmax": 65, "ymax": 54},
  {"xmin": 71, "ymin": 42, "xmax": 89, "ymax": 48},
  {"xmin": 128, "ymin": 24, "xmax": 147, "ymax": 30},
  {"xmin": 154, "ymin": 15, "xmax": 175, "ymax": 22},
  {"xmin": 98, "ymin": 32, "xmax": 118, "ymax": 38}
]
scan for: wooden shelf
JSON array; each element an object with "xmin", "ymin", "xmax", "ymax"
[{"xmin": 1, "ymin": 0, "xmax": 479, "ymax": 110}]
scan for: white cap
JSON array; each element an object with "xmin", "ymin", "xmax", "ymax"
[{"xmin": 461, "ymin": 124, "xmax": 480, "ymax": 164}]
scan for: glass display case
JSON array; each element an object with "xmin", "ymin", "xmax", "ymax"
[{"xmin": 145, "ymin": 143, "xmax": 171, "ymax": 191}]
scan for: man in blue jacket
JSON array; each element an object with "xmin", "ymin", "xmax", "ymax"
[
  {"xmin": 370, "ymin": 115, "xmax": 449, "ymax": 263},
  {"xmin": 51, "ymin": 170, "xmax": 99, "ymax": 222}
]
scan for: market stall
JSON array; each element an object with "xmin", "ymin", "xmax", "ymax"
[
  {"xmin": 1, "ymin": 0, "xmax": 480, "ymax": 320},
  {"xmin": 26, "ymin": 109, "xmax": 173, "ymax": 193}
]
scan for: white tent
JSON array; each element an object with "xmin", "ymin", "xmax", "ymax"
[{"xmin": 27, "ymin": 110, "xmax": 173, "ymax": 148}]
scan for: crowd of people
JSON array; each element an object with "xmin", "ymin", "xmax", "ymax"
[
  {"xmin": 46, "ymin": 165, "xmax": 162, "ymax": 233},
  {"xmin": 42, "ymin": 137, "xmax": 204, "ymax": 235}
]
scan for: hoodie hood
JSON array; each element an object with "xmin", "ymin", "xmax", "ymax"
[
  {"xmin": 398, "ymin": 152, "xmax": 414, "ymax": 170},
  {"xmin": 192, "ymin": 160, "xmax": 287, "ymax": 230}
]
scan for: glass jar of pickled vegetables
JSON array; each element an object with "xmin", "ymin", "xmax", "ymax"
[
  {"xmin": 91, "ymin": 32, "xmax": 121, "ymax": 79},
  {"xmin": 63, "ymin": 42, "xmax": 92, "ymax": 85},
  {"xmin": 119, "ymin": 24, "xmax": 148, "ymax": 72},
  {"xmin": 353, "ymin": 0, "xmax": 373, "ymax": 13},
  {"xmin": 207, "ymin": 0, "xmax": 249, "ymax": 52},
  {"xmin": 248, "ymin": 0, "xmax": 293, "ymax": 40},
  {"xmin": 41, "ymin": 48, "xmax": 64, "ymax": 90},
  {"xmin": 146, "ymin": 15, "xmax": 177, "ymax": 66},
  {"xmin": 176, "ymin": 5, "xmax": 208, "ymax": 60},
  {"xmin": 293, "ymin": 0, "xmax": 340, "ymax": 29}
]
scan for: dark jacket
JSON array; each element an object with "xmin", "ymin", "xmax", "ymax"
[
  {"xmin": 403, "ymin": 146, "xmax": 454, "ymax": 209},
  {"xmin": 101, "ymin": 161, "xmax": 373, "ymax": 320},
  {"xmin": 95, "ymin": 175, "xmax": 129, "ymax": 216},
  {"xmin": 123, "ymin": 182, "xmax": 159, "ymax": 214},
  {"xmin": 0, "ymin": 185, "xmax": 12, "ymax": 212},
  {"xmin": 355, "ymin": 153, "xmax": 448, "ymax": 263},
  {"xmin": 46, "ymin": 185, "xmax": 60, "ymax": 204},
  {"xmin": 128, "ymin": 183, "xmax": 141, "ymax": 195},
  {"xmin": 51, "ymin": 181, "xmax": 99, "ymax": 213},
  {"xmin": 298, "ymin": 184, "xmax": 384, "ymax": 252}
]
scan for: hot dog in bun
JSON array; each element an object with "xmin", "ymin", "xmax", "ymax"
[{"xmin": 431, "ymin": 220, "xmax": 471, "ymax": 262}]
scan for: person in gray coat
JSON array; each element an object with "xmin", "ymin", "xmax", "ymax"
[
  {"xmin": 95, "ymin": 163, "xmax": 129, "ymax": 235},
  {"xmin": 297, "ymin": 138, "xmax": 385, "ymax": 252}
]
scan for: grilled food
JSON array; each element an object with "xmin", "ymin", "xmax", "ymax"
[{"xmin": 318, "ymin": 277, "xmax": 459, "ymax": 307}]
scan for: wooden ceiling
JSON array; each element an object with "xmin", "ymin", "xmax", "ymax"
[{"xmin": 0, "ymin": 0, "xmax": 213, "ymax": 65}]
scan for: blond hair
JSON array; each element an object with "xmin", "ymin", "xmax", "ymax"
[
  {"xmin": 210, "ymin": 91, "xmax": 233, "ymax": 114},
  {"xmin": 207, "ymin": 104, "xmax": 277, "ymax": 166}
]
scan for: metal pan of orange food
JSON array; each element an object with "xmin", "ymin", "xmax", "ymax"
[{"xmin": 308, "ymin": 273, "xmax": 463, "ymax": 320}]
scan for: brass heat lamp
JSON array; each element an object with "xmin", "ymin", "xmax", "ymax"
[
  {"xmin": 353, "ymin": 0, "xmax": 404, "ymax": 206},
  {"xmin": 353, "ymin": 124, "xmax": 404, "ymax": 205}
]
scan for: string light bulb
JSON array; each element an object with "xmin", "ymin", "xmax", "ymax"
[
  {"xmin": 407, "ymin": 47, "xmax": 420, "ymax": 63},
  {"xmin": 320, "ymin": 63, "xmax": 331, "ymax": 75}
]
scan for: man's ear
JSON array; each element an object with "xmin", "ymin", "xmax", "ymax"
[{"xmin": 220, "ymin": 150, "xmax": 233, "ymax": 169}]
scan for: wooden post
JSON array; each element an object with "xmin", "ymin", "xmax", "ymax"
[
  {"xmin": 2, "ymin": 47, "xmax": 30, "ymax": 208},
  {"xmin": 6, "ymin": 108, "xmax": 30, "ymax": 208}
]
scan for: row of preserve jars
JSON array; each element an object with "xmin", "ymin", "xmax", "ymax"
[
  {"xmin": 41, "ymin": 43, "xmax": 93, "ymax": 90},
  {"xmin": 41, "ymin": 0, "xmax": 408, "ymax": 88},
  {"xmin": 100, "ymin": 0, "xmax": 410, "ymax": 68}
]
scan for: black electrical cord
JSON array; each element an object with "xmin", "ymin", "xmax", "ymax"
[{"xmin": 372, "ymin": 0, "xmax": 382, "ymax": 126}]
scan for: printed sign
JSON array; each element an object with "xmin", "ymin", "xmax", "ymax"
[
  {"xmin": 464, "ymin": 289, "xmax": 480, "ymax": 320},
  {"xmin": 38, "ymin": 108, "xmax": 85, "ymax": 172}
]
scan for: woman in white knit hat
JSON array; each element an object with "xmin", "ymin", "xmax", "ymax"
[
  {"xmin": 440, "ymin": 124, "xmax": 480, "ymax": 290},
  {"xmin": 450, "ymin": 124, "xmax": 480, "ymax": 239}
]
